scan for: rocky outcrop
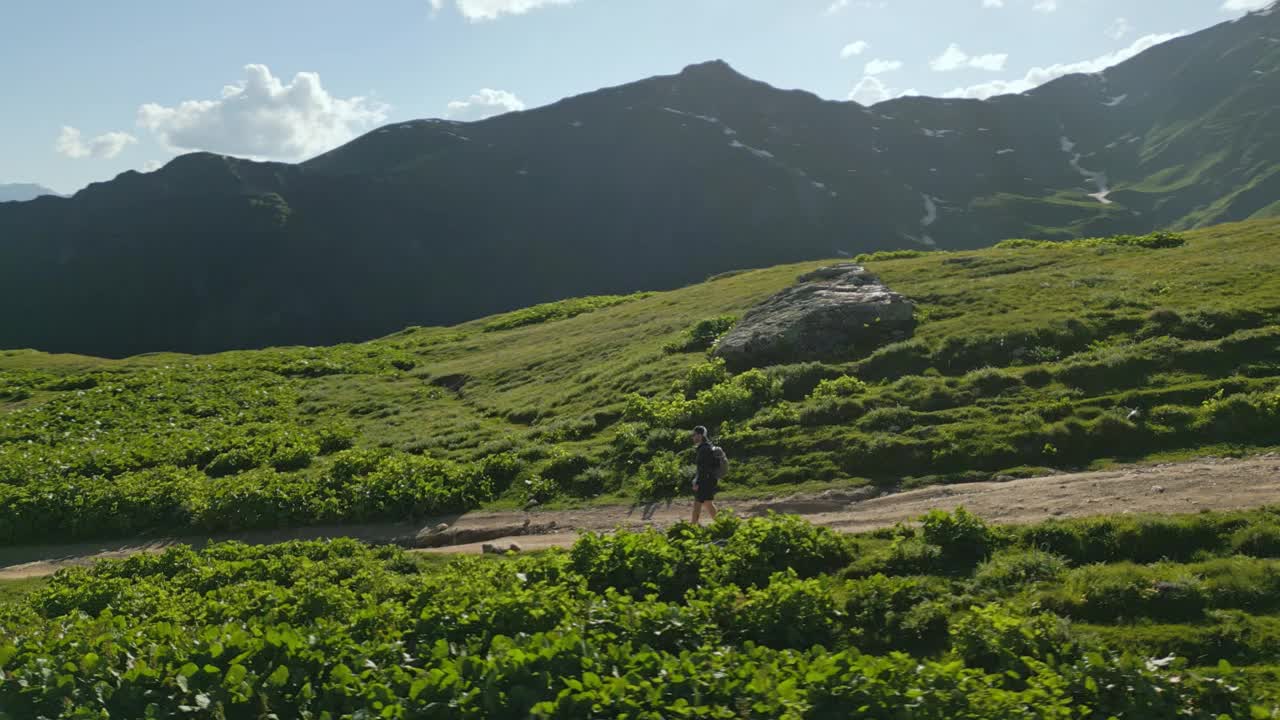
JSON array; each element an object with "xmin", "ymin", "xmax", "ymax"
[{"xmin": 713, "ymin": 264, "xmax": 915, "ymax": 370}]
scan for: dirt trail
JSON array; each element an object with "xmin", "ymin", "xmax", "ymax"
[{"xmin": 4, "ymin": 455, "xmax": 1280, "ymax": 581}]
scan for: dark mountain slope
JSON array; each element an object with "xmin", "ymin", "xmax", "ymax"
[{"xmin": 1, "ymin": 6, "xmax": 1277, "ymax": 356}]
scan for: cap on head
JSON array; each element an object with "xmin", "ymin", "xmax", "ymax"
[{"xmin": 693, "ymin": 425, "xmax": 708, "ymax": 438}]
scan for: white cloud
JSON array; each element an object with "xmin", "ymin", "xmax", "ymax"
[
  {"xmin": 1106, "ymin": 17, "xmax": 1131, "ymax": 40},
  {"xmin": 840, "ymin": 40, "xmax": 869, "ymax": 58},
  {"xmin": 433, "ymin": 0, "xmax": 578, "ymax": 21},
  {"xmin": 1033, "ymin": 0, "xmax": 1058, "ymax": 12},
  {"xmin": 54, "ymin": 126, "xmax": 137, "ymax": 159},
  {"xmin": 943, "ymin": 31, "xmax": 1184, "ymax": 99},
  {"xmin": 982, "ymin": 0, "xmax": 1004, "ymax": 6},
  {"xmin": 826, "ymin": 0, "xmax": 886, "ymax": 13},
  {"xmin": 929, "ymin": 44, "xmax": 1008, "ymax": 72},
  {"xmin": 136, "ymin": 64, "xmax": 388, "ymax": 161},
  {"xmin": 864, "ymin": 58, "xmax": 903, "ymax": 75},
  {"xmin": 848, "ymin": 76, "xmax": 892, "ymax": 104},
  {"xmin": 142, "ymin": 160, "xmax": 165, "ymax": 172},
  {"xmin": 847, "ymin": 76, "xmax": 916, "ymax": 105},
  {"xmin": 444, "ymin": 88, "xmax": 526, "ymax": 121},
  {"xmin": 1221, "ymin": 0, "xmax": 1273, "ymax": 10}
]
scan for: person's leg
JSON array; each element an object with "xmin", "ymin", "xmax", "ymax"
[
  {"xmin": 706, "ymin": 500, "xmax": 718, "ymax": 521},
  {"xmin": 692, "ymin": 498, "xmax": 702, "ymax": 525}
]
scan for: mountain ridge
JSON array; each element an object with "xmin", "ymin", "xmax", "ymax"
[
  {"xmin": 0, "ymin": 183, "xmax": 61, "ymax": 203},
  {"xmin": 1, "ymin": 10, "xmax": 1278, "ymax": 357}
]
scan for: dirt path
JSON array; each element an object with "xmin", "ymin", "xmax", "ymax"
[{"xmin": 4, "ymin": 455, "xmax": 1280, "ymax": 581}]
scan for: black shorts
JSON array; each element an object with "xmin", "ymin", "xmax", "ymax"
[{"xmin": 695, "ymin": 479, "xmax": 718, "ymax": 502}]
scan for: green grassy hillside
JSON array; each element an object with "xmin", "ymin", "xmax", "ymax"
[
  {"xmin": 2, "ymin": 218, "xmax": 1279, "ymax": 544},
  {"xmin": 6, "ymin": 509, "xmax": 1280, "ymax": 717}
]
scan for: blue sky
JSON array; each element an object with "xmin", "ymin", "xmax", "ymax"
[{"xmin": 1, "ymin": 0, "xmax": 1270, "ymax": 194}]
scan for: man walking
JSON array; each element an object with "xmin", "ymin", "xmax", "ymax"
[{"xmin": 691, "ymin": 425, "xmax": 719, "ymax": 525}]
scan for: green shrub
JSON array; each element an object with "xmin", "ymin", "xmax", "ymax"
[
  {"xmin": 570, "ymin": 527, "xmax": 695, "ymax": 600},
  {"xmin": 1196, "ymin": 557, "xmax": 1280, "ymax": 613},
  {"xmin": 479, "ymin": 452, "xmax": 523, "ymax": 494},
  {"xmin": 1149, "ymin": 403, "xmax": 1197, "ymax": 429},
  {"xmin": 847, "ymin": 535, "xmax": 945, "ymax": 577},
  {"xmin": 736, "ymin": 571, "xmax": 839, "ymax": 649},
  {"xmin": 973, "ymin": 548, "xmax": 1068, "ymax": 592},
  {"xmin": 1019, "ymin": 514, "xmax": 1240, "ymax": 565},
  {"xmin": 1199, "ymin": 388, "xmax": 1280, "ymax": 440},
  {"xmin": 625, "ymin": 368, "xmax": 782, "ymax": 430},
  {"xmin": 950, "ymin": 604, "xmax": 1077, "ymax": 676},
  {"xmin": 521, "ymin": 474, "xmax": 560, "ymax": 504},
  {"xmin": 627, "ymin": 452, "xmax": 687, "ymax": 501},
  {"xmin": 663, "ymin": 315, "xmax": 738, "ymax": 354},
  {"xmin": 857, "ymin": 339, "xmax": 933, "ymax": 380},
  {"xmin": 808, "ymin": 375, "xmax": 868, "ymax": 401},
  {"xmin": 964, "ymin": 367, "xmax": 1023, "ymax": 397},
  {"xmin": 798, "ymin": 397, "xmax": 865, "ymax": 426},
  {"xmin": 921, "ymin": 508, "xmax": 998, "ymax": 570},
  {"xmin": 1041, "ymin": 563, "xmax": 1208, "ymax": 623},
  {"xmin": 995, "ymin": 231, "xmax": 1187, "ymax": 252},
  {"xmin": 843, "ymin": 574, "xmax": 951, "ymax": 655},
  {"xmin": 709, "ymin": 512, "xmax": 858, "ymax": 589},
  {"xmin": 679, "ymin": 358, "xmax": 729, "ymax": 397},
  {"xmin": 766, "ymin": 362, "xmax": 844, "ymax": 401},
  {"xmin": 749, "ymin": 402, "xmax": 801, "ymax": 429},
  {"xmin": 481, "ymin": 293, "xmax": 650, "ymax": 332},
  {"xmin": 567, "ymin": 466, "xmax": 615, "ymax": 498},
  {"xmin": 538, "ymin": 447, "xmax": 592, "ymax": 485},
  {"xmin": 858, "ymin": 406, "xmax": 916, "ymax": 433},
  {"xmin": 854, "ymin": 249, "xmax": 927, "ymax": 262},
  {"xmin": 1230, "ymin": 523, "xmax": 1280, "ymax": 558}
]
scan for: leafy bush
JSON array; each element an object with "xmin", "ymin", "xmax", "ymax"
[
  {"xmin": 626, "ymin": 452, "xmax": 687, "ymax": 501},
  {"xmin": 1041, "ymin": 563, "xmax": 1208, "ymax": 623},
  {"xmin": 678, "ymin": 358, "xmax": 729, "ymax": 397},
  {"xmin": 1230, "ymin": 523, "xmax": 1280, "ymax": 557},
  {"xmin": 709, "ymin": 512, "xmax": 858, "ymax": 589},
  {"xmin": 854, "ymin": 249, "xmax": 928, "ymax": 262},
  {"xmin": 973, "ymin": 548, "xmax": 1068, "ymax": 592},
  {"xmin": 843, "ymin": 574, "xmax": 951, "ymax": 655},
  {"xmin": 766, "ymin": 362, "xmax": 844, "ymax": 401},
  {"xmin": 950, "ymin": 604, "xmax": 1077, "ymax": 676},
  {"xmin": 624, "ymin": 368, "xmax": 782, "ymax": 430},
  {"xmin": 662, "ymin": 315, "xmax": 737, "ymax": 354},
  {"xmin": 735, "ymin": 571, "xmax": 839, "ymax": 649},
  {"xmin": 916, "ymin": 508, "xmax": 1000, "ymax": 572},
  {"xmin": 857, "ymin": 339, "xmax": 933, "ymax": 380},
  {"xmin": 858, "ymin": 406, "xmax": 916, "ymax": 432},
  {"xmin": 808, "ymin": 375, "xmax": 868, "ymax": 401},
  {"xmin": 481, "ymin": 292, "xmax": 651, "ymax": 332},
  {"xmin": 964, "ymin": 367, "xmax": 1023, "ymax": 397},
  {"xmin": 0, "ymin": 515, "xmax": 1261, "ymax": 720},
  {"xmin": 995, "ymin": 231, "xmax": 1187, "ymax": 251}
]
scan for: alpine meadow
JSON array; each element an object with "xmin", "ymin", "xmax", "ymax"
[{"xmin": 6, "ymin": 2, "xmax": 1280, "ymax": 718}]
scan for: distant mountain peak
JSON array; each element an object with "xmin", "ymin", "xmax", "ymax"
[
  {"xmin": 0, "ymin": 183, "xmax": 62, "ymax": 202},
  {"xmin": 677, "ymin": 59, "xmax": 746, "ymax": 80}
]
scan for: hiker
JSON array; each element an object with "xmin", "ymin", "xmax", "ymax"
[{"xmin": 691, "ymin": 425, "xmax": 721, "ymax": 525}]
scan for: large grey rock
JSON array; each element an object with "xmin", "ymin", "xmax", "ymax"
[{"xmin": 713, "ymin": 263, "xmax": 915, "ymax": 370}]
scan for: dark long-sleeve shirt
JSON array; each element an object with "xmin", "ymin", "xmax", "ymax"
[{"xmin": 695, "ymin": 441, "xmax": 718, "ymax": 484}]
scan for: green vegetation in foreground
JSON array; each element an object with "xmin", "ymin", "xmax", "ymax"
[
  {"xmin": 6, "ymin": 510, "xmax": 1280, "ymax": 717},
  {"xmin": 0, "ymin": 577, "xmax": 45, "ymax": 604},
  {"xmin": 2, "ymin": 220, "xmax": 1280, "ymax": 543}
]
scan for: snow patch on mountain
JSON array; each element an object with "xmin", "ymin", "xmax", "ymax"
[
  {"xmin": 921, "ymin": 194, "xmax": 940, "ymax": 227},
  {"xmin": 730, "ymin": 139, "xmax": 774, "ymax": 160},
  {"xmin": 1060, "ymin": 135, "xmax": 1112, "ymax": 204}
]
